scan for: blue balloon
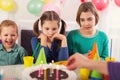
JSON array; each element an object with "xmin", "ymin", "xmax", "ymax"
[{"xmin": 27, "ymin": 0, "xmax": 44, "ymax": 15}]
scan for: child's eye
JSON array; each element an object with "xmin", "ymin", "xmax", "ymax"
[
  {"xmin": 52, "ymin": 28, "xmax": 57, "ymax": 31},
  {"xmin": 11, "ymin": 34, "xmax": 16, "ymax": 36},
  {"xmin": 87, "ymin": 18, "xmax": 93, "ymax": 21},
  {"xmin": 4, "ymin": 34, "xmax": 8, "ymax": 36},
  {"xmin": 80, "ymin": 19, "xmax": 84, "ymax": 22},
  {"xmin": 45, "ymin": 28, "xmax": 49, "ymax": 30}
]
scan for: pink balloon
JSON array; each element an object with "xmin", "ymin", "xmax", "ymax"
[
  {"xmin": 42, "ymin": 3, "xmax": 60, "ymax": 16},
  {"xmin": 80, "ymin": 0, "xmax": 85, "ymax": 3},
  {"xmin": 60, "ymin": 0, "xmax": 64, "ymax": 4},
  {"xmin": 115, "ymin": 0, "xmax": 120, "ymax": 7},
  {"xmin": 92, "ymin": 0, "xmax": 109, "ymax": 11}
]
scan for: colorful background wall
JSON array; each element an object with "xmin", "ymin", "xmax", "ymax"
[{"xmin": 0, "ymin": 0, "xmax": 120, "ymax": 61}]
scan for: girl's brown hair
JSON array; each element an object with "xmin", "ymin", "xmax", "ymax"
[
  {"xmin": 33, "ymin": 11, "xmax": 66, "ymax": 50},
  {"xmin": 76, "ymin": 2, "xmax": 99, "ymax": 27},
  {"xmin": 33, "ymin": 11, "xmax": 66, "ymax": 37}
]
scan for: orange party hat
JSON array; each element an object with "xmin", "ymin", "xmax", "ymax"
[{"xmin": 89, "ymin": 42, "xmax": 100, "ymax": 60}]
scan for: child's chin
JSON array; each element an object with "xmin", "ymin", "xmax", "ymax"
[{"xmin": 47, "ymin": 36, "xmax": 52, "ymax": 38}]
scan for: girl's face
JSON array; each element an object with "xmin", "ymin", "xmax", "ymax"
[
  {"xmin": 41, "ymin": 20, "xmax": 59, "ymax": 38},
  {"xmin": 0, "ymin": 26, "xmax": 18, "ymax": 50},
  {"xmin": 80, "ymin": 11, "xmax": 96, "ymax": 31}
]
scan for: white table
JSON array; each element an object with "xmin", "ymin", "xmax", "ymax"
[
  {"xmin": 0, "ymin": 65, "xmax": 24, "ymax": 80},
  {"xmin": 0, "ymin": 65, "xmax": 80, "ymax": 80}
]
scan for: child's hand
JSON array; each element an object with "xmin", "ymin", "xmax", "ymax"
[
  {"xmin": 84, "ymin": 50, "xmax": 92, "ymax": 58},
  {"xmin": 38, "ymin": 33, "xmax": 47, "ymax": 46},
  {"xmin": 51, "ymin": 33, "xmax": 66, "ymax": 41},
  {"xmin": 66, "ymin": 53, "xmax": 89, "ymax": 70},
  {"xmin": 52, "ymin": 33, "xmax": 67, "ymax": 47},
  {"xmin": 38, "ymin": 33, "xmax": 47, "ymax": 40}
]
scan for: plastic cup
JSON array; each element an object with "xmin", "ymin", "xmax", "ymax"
[
  {"xmin": 23, "ymin": 56, "xmax": 34, "ymax": 68},
  {"xmin": 80, "ymin": 68, "xmax": 90, "ymax": 80},
  {"xmin": 104, "ymin": 57, "xmax": 115, "ymax": 80},
  {"xmin": 105, "ymin": 57, "xmax": 115, "ymax": 62}
]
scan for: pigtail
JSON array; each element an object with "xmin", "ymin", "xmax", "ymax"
[
  {"xmin": 33, "ymin": 19, "xmax": 40, "ymax": 37},
  {"xmin": 59, "ymin": 19, "xmax": 66, "ymax": 35},
  {"xmin": 56, "ymin": 19, "xmax": 66, "ymax": 51}
]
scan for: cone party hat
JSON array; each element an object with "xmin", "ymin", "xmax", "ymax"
[
  {"xmin": 35, "ymin": 47, "xmax": 47, "ymax": 65},
  {"xmin": 90, "ymin": 42, "xmax": 103, "ymax": 79}
]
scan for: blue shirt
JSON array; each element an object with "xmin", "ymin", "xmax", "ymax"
[
  {"xmin": 0, "ymin": 43, "xmax": 28, "ymax": 65},
  {"xmin": 31, "ymin": 37, "xmax": 69, "ymax": 63}
]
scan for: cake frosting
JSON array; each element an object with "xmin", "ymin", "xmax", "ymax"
[{"xmin": 22, "ymin": 64, "xmax": 77, "ymax": 80}]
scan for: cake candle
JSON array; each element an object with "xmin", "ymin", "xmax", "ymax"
[
  {"xmin": 41, "ymin": 61, "xmax": 43, "ymax": 74},
  {"xmin": 49, "ymin": 63, "xmax": 52, "ymax": 77},
  {"xmin": 52, "ymin": 60, "xmax": 54, "ymax": 73},
  {"xmin": 44, "ymin": 68, "xmax": 47, "ymax": 80},
  {"xmin": 56, "ymin": 65, "xmax": 59, "ymax": 80},
  {"xmin": 38, "ymin": 64, "xmax": 41, "ymax": 77}
]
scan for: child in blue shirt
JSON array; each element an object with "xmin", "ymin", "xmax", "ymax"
[
  {"xmin": 31, "ymin": 11, "xmax": 68, "ymax": 63},
  {"xmin": 0, "ymin": 20, "xmax": 28, "ymax": 65}
]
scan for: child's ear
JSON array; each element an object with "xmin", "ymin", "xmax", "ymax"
[{"xmin": 17, "ymin": 34, "xmax": 19, "ymax": 38}]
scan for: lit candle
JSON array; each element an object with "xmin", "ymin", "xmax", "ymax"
[
  {"xmin": 38, "ymin": 64, "xmax": 41, "ymax": 77},
  {"xmin": 44, "ymin": 68, "xmax": 47, "ymax": 80},
  {"xmin": 49, "ymin": 63, "xmax": 52, "ymax": 77},
  {"xmin": 41, "ymin": 61, "xmax": 43, "ymax": 74},
  {"xmin": 52, "ymin": 60, "xmax": 54, "ymax": 73},
  {"xmin": 38, "ymin": 60, "xmax": 43, "ymax": 77},
  {"xmin": 56, "ymin": 65, "xmax": 59, "ymax": 80}
]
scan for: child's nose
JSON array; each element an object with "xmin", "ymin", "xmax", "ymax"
[
  {"xmin": 7, "ymin": 35, "xmax": 12, "ymax": 39},
  {"xmin": 48, "ymin": 30, "xmax": 54, "ymax": 34},
  {"xmin": 84, "ymin": 21, "xmax": 89, "ymax": 25}
]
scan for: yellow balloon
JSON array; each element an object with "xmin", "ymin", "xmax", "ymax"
[
  {"xmin": 44, "ymin": 0, "xmax": 54, "ymax": 3},
  {"xmin": 0, "ymin": 0, "xmax": 14, "ymax": 11}
]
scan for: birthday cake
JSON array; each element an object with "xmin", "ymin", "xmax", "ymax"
[{"xmin": 22, "ymin": 64, "xmax": 77, "ymax": 80}]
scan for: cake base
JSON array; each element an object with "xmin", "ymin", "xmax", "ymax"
[{"xmin": 22, "ymin": 64, "xmax": 77, "ymax": 80}]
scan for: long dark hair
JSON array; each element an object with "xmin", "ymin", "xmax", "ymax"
[{"xmin": 33, "ymin": 11, "xmax": 66, "ymax": 49}]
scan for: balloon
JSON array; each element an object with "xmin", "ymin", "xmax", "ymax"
[
  {"xmin": 115, "ymin": 0, "xmax": 120, "ymax": 7},
  {"xmin": 80, "ymin": 0, "xmax": 85, "ymax": 3},
  {"xmin": 42, "ymin": 3, "xmax": 60, "ymax": 16},
  {"xmin": 27, "ymin": 0, "xmax": 44, "ymax": 15},
  {"xmin": 0, "ymin": 0, "xmax": 14, "ymax": 11},
  {"xmin": 92, "ymin": 0, "xmax": 109, "ymax": 11},
  {"xmin": 44, "ymin": 0, "xmax": 54, "ymax": 3},
  {"xmin": 60, "ymin": 0, "xmax": 64, "ymax": 4}
]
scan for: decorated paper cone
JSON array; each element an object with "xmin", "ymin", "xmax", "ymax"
[
  {"xmin": 35, "ymin": 47, "xmax": 47, "ymax": 65},
  {"xmin": 89, "ymin": 42, "xmax": 100, "ymax": 60},
  {"xmin": 90, "ymin": 42, "xmax": 103, "ymax": 79}
]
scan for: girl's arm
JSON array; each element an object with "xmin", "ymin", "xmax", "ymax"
[
  {"xmin": 38, "ymin": 33, "xmax": 47, "ymax": 47},
  {"xmin": 66, "ymin": 53, "xmax": 108, "ymax": 75},
  {"xmin": 52, "ymin": 33, "xmax": 67, "ymax": 47},
  {"xmin": 58, "ymin": 47, "xmax": 69, "ymax": 61}
]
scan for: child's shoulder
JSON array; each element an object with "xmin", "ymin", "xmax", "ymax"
[
  {"xmin": 68, "ymin": 29, "xmax": 79, "ymax": 35},
  {"xmin": 97, "ymin": 30, "xmax": 107, "ymax": 36},
  {"xmin": 14, "ymin": 44, "xmax": 25, "ymax": 50},
  {"xmin": 31, "ymin": 37, "xmax": 39, "ymax": 43},
  {"xmin": 97, "ymin": 30, "xmax": 108, "ymax": 38}
]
